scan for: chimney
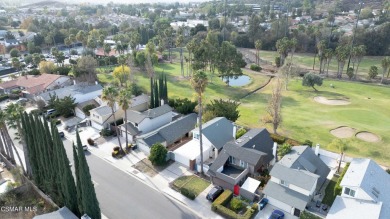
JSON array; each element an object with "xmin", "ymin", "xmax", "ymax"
[
  {"xmin": 160, "ymin": 99, "xmax": 164, "ymax": 106},
  {"xmin": 272, "ymin": 142, "xmax": 278, "ymax": 165},
  {"xmin": 214, "ymin": 148, "xmax": 218, "ymax": 158},
  {"xmin": 95, "ymin": 81, "xmax": 98, "ymax": 85},
  {"xmin": 232, "ymin": 125, "xmax": 237, "ymax": 139},
  {"xmin": 315, "ymin": 144, "xmax": 320, "ymax": 156},
  {"xmin": 73, "ymin": 79, "xmax": 76, "ymax": 85}
]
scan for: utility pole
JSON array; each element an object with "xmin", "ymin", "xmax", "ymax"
[{"xmin": 346, "ymin": 1, "xmax": 364, "ymax": 71}]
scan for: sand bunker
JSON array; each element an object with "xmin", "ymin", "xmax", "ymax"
[
  {"xmin": 330, "ymin": 126, "xmax": 356, "ymax": 138},
  {"xmin": 314, "ymin": 96, "xmax": 350, "ymax": 105},
  {"xmin": 356, "ymin": 132, "xmax": 380, "ymax": 142}
]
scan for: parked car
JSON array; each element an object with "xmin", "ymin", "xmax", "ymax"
[
  {"xmin": 206, "ymin": 186, "xmax": 224, "ymax": 201},
  {"xmin": 15, "ymin": 98, "xmax": 28, "ymax": 105},
  {"xmin": 46, "ymin": 109, "xmax": 56, "ymax": 115},
  {"xmin": 59, "ymin": 131, "xmax": 65, "ymax": 138},
  {"xmin": 269, "ymin": 210, "xmax": 285, "ymax": 219},
  {"xmin": 322, "ymin": 204, "xmax": 328, "ymax": 211},
  {"xmin": 82, "ymin": 145, "xmax": 88, "ymax": 151},
  {"xmin": 316, "ymin": 200, "xmax": 321, "ymax": 208},
  {"xmin": 258, "ymin": 198, "xmax": 268, "ymax": 210}
]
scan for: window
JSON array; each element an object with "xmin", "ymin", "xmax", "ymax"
[
  {"xmin": 240, "ymin": 160, "xmax": 247, "ymax": 168},
  {"xmin": 193, "ymin": 133, "xmax": 199, "ymax": 140},
  {"xmin": 344, "ymin": 188, "xmax": 356, "ymax": 197},
  {"xmin": 229, "ymin": 156, "xmax": 235, "ymax": 164}
]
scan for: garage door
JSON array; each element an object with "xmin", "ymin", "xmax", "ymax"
[
  {"xmin": 75, "ymin": 108, "xmax": 86, "ymax": 119},
  {"xmin": 137, "ymin": 140, "xmax": 151, "ymax": 155},
  {"xmin": 91, "ymin": 121, "xmax": 103, "ymax": 130},
  {"xmin": 266, "ymin": 196, "xmax": 292, "ymax": 213},
  {"xmin": 173, "ymin": 151, "xmax": 190, "ymax": 167}
]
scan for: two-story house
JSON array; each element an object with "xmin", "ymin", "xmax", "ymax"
[
  {"xmin": 173, "ymin": 117, "xmax": 235, "ymax": 168},
  {"xmin": 119, "ymin": 104, "xmax": 173, "ymax": 143},
  {"xmin": 263, "ymin": 146, "xmax": 330, "ymax": 217},
  {"xmin": 327, "ymin": 158, "xmax": 390, "ymax": 219},
  {"xmin": 207, "ymin": 128, "xmax": 275, "ymax": 200}
]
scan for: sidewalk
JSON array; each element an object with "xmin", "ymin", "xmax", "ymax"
[{"xmin": 63, "ymin": 126, "xmax": 221, "ymax": 219}]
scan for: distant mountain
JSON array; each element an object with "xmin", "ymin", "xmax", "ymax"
[{"xmin": 1, "ymin": 0, "xmax": 209, "ymax": 6}]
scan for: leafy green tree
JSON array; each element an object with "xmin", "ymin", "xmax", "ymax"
[
  {"xmin": 346, "ymin": 67, "xmax": 354, "ymax": 79},
  {"xmin": 10, "ymin": 48, "xmax": 20, "ymax": 57},
  {"xmin": 381, "ymin": 57, "xmax": 390, "ymax": 83},
  {"xmin": 73, "ymin": 55, "xmax": 98, "ymax": 83},
  {"xmin": 368, "ymin": 66, "xmax": 379, "ymax": 79},
  {"xmin": 112, "ymin": 65, "xmax": 130, "ymax": 87},
  {"xmin": 255, "ymin": 40, "xmax": 262, "ymax": 66},
  {"xmin": 190, "ymin": 71, "xmax": 208, "ymax": 174},
  {"xmin": 278, "ymin": 143, "xmax": 292, "ymax": 157},
  {"xmin": 352, "ymin": 45, "xmax": 366, "ymax": 79},
  {"xmin": 148, "ymin": 143, "xmax": 167, "ymax": 166},
  {"xmin": 168, "ymin": 98, "xmax": 197, "ymax": 115},
  {"xmin": 216, "ymin": 41, "xmax": 245, "ymax": 86},
  {"xmin": 335, "ymin": 45, "xmax": 350, "ymax": 78},
  {"xmin": 236, "ymin": 128, "xmax": 247, "ymax": 139},
  {"xmin": 302, "ymin": 73, "xmax": 323, "ymax": 91},
  {"xmin": 205, "ymin": 99, "xmax": 240, "ymax": 122},
  {"xmin": 276, "ymin": 37, "xmax": 290, "ymax": 66}
]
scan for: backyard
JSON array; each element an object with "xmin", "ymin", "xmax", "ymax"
[{"xmin": 97, "ymin": 55, "xmax": 390, "ymax": 166}]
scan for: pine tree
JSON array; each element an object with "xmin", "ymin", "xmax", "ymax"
[
  {"xmin": 150, "ymin": 78, "xmax": 154, "ymax": 108},
  {"xmin": 164, "ymin": 74, "xmax": 168, "ymax": 101},
  {"xmin": 75, "ymin": 131, "xmax": 101, "ymax": 219},
  {"xmin": 154, "ymin": 79, "xmax": 159, "ymax": 107},
  {"xmin": 73, "ymin": 144, "xmax": 83, "ymax": 214}
]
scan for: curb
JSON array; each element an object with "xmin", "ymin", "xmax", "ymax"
[{"xmin": 163, "ymin": 190, "xmax": 188, "ymax": 206}]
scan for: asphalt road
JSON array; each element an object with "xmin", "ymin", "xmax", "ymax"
[{"xmin": 62, "ymin": 139, "xmax": 199, "ymax": 219}]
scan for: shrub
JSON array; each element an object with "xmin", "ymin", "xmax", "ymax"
[
  {"xmin": 334, "ymin": 162, "xmax": 350, "ymax": 196},
  {"xmin": 113, "ymin": 146, "xmax": 120, "ymax": 151},
  {"xmin": 111, "ymin": 151, "xmax": 118, "ymax": 157},
  {"xmin": 9, "ymin": 93, "xmax": 19, "ymax": 100},
  {"xmin": 213, "ymin": 190, "xmax": 233, "ymax": 206},
  {"xmin": 250, "ymin": 64, "xmax": 262, "ymax": 72},
  {"xmin": 0, "ymin": 95, "xmax": 9, "ymax": 102},
  {"xmin": 230, "ymin": 197, "xmax": 243, "ymax": 211},
  {"xmin": 130, "ymin": 83, "xmax": 144, "ymax": 96},
  {"xmin": 30, "ymin": 109, "xmax": 43, "ymax": 115},
  {"xmin": 368, "ymin": 66, "xmax": 378, "ymax": 79},
  {"xmin": 180, "ymin": 187, "xmax": 196, "ymax": 200},
  {"xmin": 285, "ymin": 138, "xmax": 301, "ymax": 146},
  {"xmin": 270, "ymin": 133, "xmax": 286, "ymax": 144},
  {"xmin": 100, "ymin": 128, "xmax": 113, "ymax": 136},
  {"xmin": 275, "ymin": 57, "xmax": 281, "ymax": 67},
  {"xmin": 346, "ymin": 67, "xmax": 354, "ymax": 79},
  {"xmin": 148, "ymin": 143, "xmax": 168, "ymax": 166},
  {"xmin": 303, "ymin": 139, "xmax": 313, "ymax": 147},
  {"xmin": 278, "ymin": 143, "xmax": 292, "ymax": 157},
  {"xmin": 168, "ymin": 98, "xmax": 197, "ymax": 115},
  {"xmin": 212, "ymin": 203, "xmax": 257, "ymax": 219},
  {"xmin": 27, "ymin": 69, "xmax": 40, "ymax": 75},
  {"xmin": 87, "ymin": 138, "xmax": 95, "ymax": 146},
  {"xmin": 55, "ymin": 66, "xmax": 71, "ymax": 75},
  {"xmin": 82, "ymin": 104, "xmax": 96, "ymax": 116},
  {"xmin": 236, "ymin": 128, "xmax": 247, "ymax": 139}
]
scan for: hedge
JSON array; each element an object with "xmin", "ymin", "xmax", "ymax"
[
  {"xmin": 334, "ymin": 162, "xmax": 350, "ymax": 196},
  {"xmin": 213, "ymin": 190, "xmax": 233, "ymax": 206},
  {"xmin": 0, "ymin": 95, "xmax": 9, "ymax": 102},
  {"xmin": 180, "ymin": 187, "xmax": 195, "ymax": 200},
  {"xmin": 250, "ymin": 64, "xmax": 262, "ymax": 72},
  {"xmin": 212, "ymin": 201, "xmax": 258, "ymax": 219}
]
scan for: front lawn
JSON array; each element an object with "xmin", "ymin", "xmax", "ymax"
[
  {"xmin": 173, "ymin": 175, "xmax": 210, "ymax": 198},
  {"xmin": 300, "ymin": 211, "xmax": 323, "ymax": 219},
  {"xmin": 322, "ymin": 176, "xmax": 339, "ymax": 206}
]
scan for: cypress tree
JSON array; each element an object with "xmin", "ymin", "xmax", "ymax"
[
  {"xmin": 75, "ymin": 131, "xmax": 101, "ymax": 219},
  {"xmin": 159, "ymin": 73, "xmax": 164, "ymax": 101},
  {"xmin": 154, "ymin": 79, "xmax": 159, "ymax": 107},
  {"xmin": 150, "ymin": 77, "xmax": 154, "ymax": 108},
  {"xmin": 164, "ymin": 73, "xmax": 168, "ymax": 101},
  {"xmin": 73, "ymin": 143, "xmax": 83, "ymax": 214}
]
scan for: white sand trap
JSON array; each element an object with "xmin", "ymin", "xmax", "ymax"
[
  {"xmin": 356, "ymin": 132, "xmax": 380, "ymax": 142},
  {"xmin": 330, "ymin": 126, "xmax": 356, "ymax": 138},
  {"xmin": 314, "ymin": 96, "xmax": 350, "ymax": 105}
]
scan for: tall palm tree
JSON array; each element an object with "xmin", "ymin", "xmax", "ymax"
[
  {"xmin": 335, "ymin": 45, "xmax": 350, "ymax": 78},
  {"xmin": 0, "ymin": 108, "xmax": 26, "ymax": 175},
  {"xmin": 102, "ymin": 86, "xmax": 125, "ymax": 154},
  {"xmin": 317, "ymin": 40, "xmax": 326, "ymax": 74},
  {"xmin": 381, "ymin": 56, "xmax": 390, "ymax": 84},
  {"xmin": 324, "ymin": 48, "xmax": 334, "ymax": 77},
  {"xmin": 353, "ymin": 45, "xmax": 366, "ymax": 80},
  {"xmin": 176, "ymin": 34, "xmax": 184, "ymax": 77},
  {"xmin": 190, "ymin": 71, "xmax": 208, "ymax": 175},
  {"xmin": 118, "ymin": 88, "xmax": 132, "ymax": 148}
]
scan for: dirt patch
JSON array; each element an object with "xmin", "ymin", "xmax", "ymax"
[
  {"xmin": 132, "ymin": 158, "xmax": 173, "ymax": 177},
  {"xmin": 356, "ymin": 131, "xmax": 380, "ymax": 142},
  {"xmin": 314, "ymin": 96, "xmax": 351, "ymax": 105},
  {"xmin": 330, "ymin": 126, "xmax": 356, "ymax": 138}
]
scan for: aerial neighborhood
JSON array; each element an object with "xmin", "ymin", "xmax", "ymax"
[{"xmin": 0, "ymin": 0, "xmax": 390, "ymax": 219}]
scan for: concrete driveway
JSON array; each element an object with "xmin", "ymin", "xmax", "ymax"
[{"xmin": 254, "ymin": 204, "xmax": 298, "ymax": 219}]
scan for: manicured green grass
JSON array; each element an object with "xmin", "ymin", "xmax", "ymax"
[
  {"xmin": 258, "ymin": 50, "xmax": 383, "ymax": 78},
  {"xmin": 173, "ymin": 175, "xmax": 210, "ymax": 196},
  {"xmin": 300, "ymin": 211, "xmax": 323, "ymax": 219},
  {"xmin": 322, "ymin": 176, "xmax": 339, "ymax": 206}
]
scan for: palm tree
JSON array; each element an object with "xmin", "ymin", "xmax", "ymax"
[
  {"xmin": 353, "ymin": 45, "xmax": 366, "ymax": 80},
  {"xmin": 317, "ymin": 40, "xmax": 326, "ymax": 74},
  {"xmin": 102, "ymin": 86, "xmax": 125, "ymax": 154},
  {"xmin": 176, "ymin": 34, "xmax": 184, "ymax": 77},
  {"xmin": 335, "ymin": 45, "xmax": 350, "ymax": 78},
  {"xmin": 381, "ymin": 57, "xmax": 390, "ymax": 84},
  {"xmin": 76, "ymin": 30, "xmax": 87, "ymax": 52},
  {"xmin": 324, "ymin": 48, "xmax": 334, "ymax": 77},
  {"xmin": 255, "ymin": 40, "xmax": 262, "ymax": 66},
  {"xmin": 103, "ymin": 43, "xmax": 111, "ymax": 68},
  {"xmin": 118, "ymin": 88, "xmax": 132, "ymax": 148},
  {"xmin": 1, "ymin": 106, "xmax": 27, "ymax": 175},
  {"xmin": 190, "ymin": 71, "xmax": 208, "ymax": 175}
]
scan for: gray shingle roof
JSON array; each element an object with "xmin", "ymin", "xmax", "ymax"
[
  {"xmin": 207, "ymin": 150, "xmax": 230, "ymax": 176},
  {"xmin": 263, "ymin": 181, "xmax": 311, "ymax": 210},
  {"xmin": 270, "ymin": 163, "xmax": 318, "ymax": 191},
  {"xmin": 200, "ymin": 117, "xmax": 234, "ymax": 150},
  {"xmin": 126, "ymin": 104, "xmax": 172, "ymax": 124},
  {"xmin": 33, "ymin": 207, "xmax": 78, "ymax": 219},
  {"xmin": 224, "ymin": 143, "xmax": 267, "ymax": 165},
  {"xmin": 40, "ymin": 84, "xmax": 103, "ymax": 101},
  {"xmin": 92, "ymin": 105, "xmax": 112, "ymax": 116},
  {"xmin": 76, "ymin": 99, "xmax": 99, "ymax": 110},
  {"xmin": 123, "ymin": 122, "xmax": 140, "ymax": 135},
  {"xmin": 140, "ymin": 113, "xmax": 197, "ymax": 147},
  {"xmin": 279, "ymin": 146, "xmax": 330, "ymax": 189}
]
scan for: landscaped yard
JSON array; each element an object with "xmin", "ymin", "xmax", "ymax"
[
  {"xmin": 173, "ymin": 175, "xmax": 210, "ymax": 197},
  {"xmin": 322, "ymin": 176, "xmax": 339, "ymax": 206},
  {"xmin": 300, "ymin": 211, "xmax": 323, "ymax": 219}
]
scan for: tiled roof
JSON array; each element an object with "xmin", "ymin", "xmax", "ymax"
[{"xmin": 0, "ymin": 74, "xmax": 66, "ymax": 94}]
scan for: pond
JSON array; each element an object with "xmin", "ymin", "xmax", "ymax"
[{"xmin": 221, "ymin": 75, "xmax": 251, "ymax": 86}]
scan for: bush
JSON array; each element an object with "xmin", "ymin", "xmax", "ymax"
[
  {"xmin": 130, "ymin": 83, "xmax": 144, "ymax": 96},
  {"xmin": 303, "ymin": 139, "xmax": 313, "ymax": 147},
  {"xmin": 230, "ymin": 197, "xmax": 243, "ymax": 211},
  {"xmin": 148, "ymin": 143, "xmax": 168, "ymax": 166},
  {"xmin": 334, "ymin": 162, "xmax": 350, "ymax": 196},
  {"xmin": 180, "ymin": 187, "xmax": 196, "ymax": 200},
  {"xmin": 250, "ymin": 64, "xmax": 262, "ymax": 72},
  {"xmin": 285, "ymin": 138, "xmax": 301, "ymax": 146},
  {"xmin": 55, "ymin": 66, "xmax": 71, "ymax": 75},
  {"xmin": 270, "ymin": 133, "xmax": 286, "ymax": 144},
  {"xmin": 30, "ymin": 109, "xmax": 43, "ymax": 115},
  {"xmin": 100, "ymin": 128, "xmax": 113, "ymax": 136},
  {"xmin": 213, "ymin": 203, "xmax": 257, "ymax": 219},
  {"xmin": 213, "ymin": 190, "xmax": 233, "ymax": 206},
  {"xmin": 0, "ymin": 95, "xmax": 9, "ymax": 102},
  {"xmin": 346, "ymin": 67, "xmax": 354, "ymax": 79},
  {"xmin": 278, "ymin": 143, "xmax": 292, "ymax": 157},
  {"xmin": 275, "ymin": 57, "xmax": 281, "ymax": 67},
  {"xmin": 9, "ymin": 94, "xmax": 19, "ymax": 100},
  {"xmin": 368, "ymin": 66, "xmax": 378, "ymax": 79},
  {"xmin": 236, "ymin": 128, "xmax": 247, "ymax": 139},
  {"xmin": 82, "ymin": 104, "xmax": 96, "ymax": 116},
  {"xmin": 51, "ymin": 119, "xmax": 61, "ymax": 125},
  {"xmin": 27, "ymin": 69, "xmax": 40, "ymax": 75},
  {"xmin": 113, "ymin": 146, "xmax": 120, "ymax": 151},
  {"xmin": 168, "ymin": 98, "xmax": 197, "ymax": 115},
  {"xmin": 87, "ymin": 138, "xmax": 95, "ymax": 146},
  {"xmin": 111, "ymin": 151, "xmax": 119, "ymax": 157}
]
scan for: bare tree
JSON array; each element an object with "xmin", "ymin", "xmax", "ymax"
[{"xmin": 262, "ymin": 79, "xmax": 283, "ymax": 134}]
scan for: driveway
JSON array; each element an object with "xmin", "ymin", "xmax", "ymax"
[{"xmin": 254, "ymin": 204, "xmax": 298, "ymax": 219}]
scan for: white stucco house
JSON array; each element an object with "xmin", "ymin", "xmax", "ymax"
[{"xmin": 327, "ymin": 158, "xmax": 390, "ymax": 219}]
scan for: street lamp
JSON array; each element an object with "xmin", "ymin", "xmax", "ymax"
[{"xmin": 346, "ymin": 1, "xmax": 364, "ymax": 71}]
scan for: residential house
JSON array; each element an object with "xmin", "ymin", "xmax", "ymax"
[
  {"xmin": 327, "ymin": 158, "xmax": 390, "ymax": 219},
  {"xmin": 89, "ymin": 94, "xmax": 149, "ymax": 131},
  {"xmin": 119, "ymin": 104, "xmax": 173, "ymax": 143},
  {"xmin": 173, "ymin": 117, "xmax": 235, "ymax": 168},
  {"xmin": 38, "ymin": 83, "xmax": 103, "ymax": 105},
  {"xmin": 75, "ymin": 99, "xmax": 100, "ymax": 119},
  {"xmin": 33, "ymin": 206, "xmax": 78, "ymax": 219},
  {"xmin": 136, "ymin": 113, "xmax": 197, "ymax": 154},
  {"xmin": 0, "ymin": 74, "xmax": 71, "ymax": 98},
  {"xmin": 207, "ymin": 128, "xmax": 275, "ymax": 199},
  {"xmin": 263, "ymin": 146, "xmax": 330, "ymax": 217}
]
